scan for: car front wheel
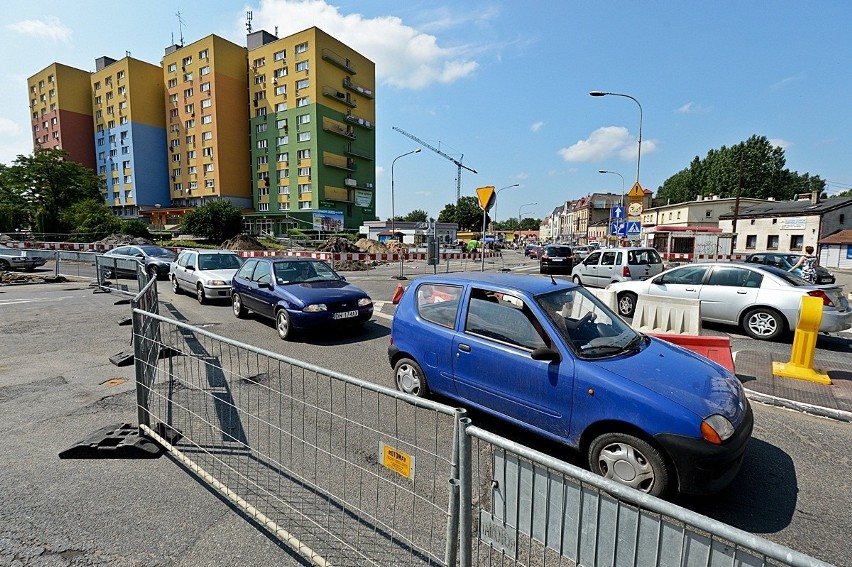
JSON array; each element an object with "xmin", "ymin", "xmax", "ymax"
[
  {"xmin": 171, "ymin": 276, "xmax": 181, "ymax": 294},
  {"xmin": 588, "ymin": 432, "xmax": 669, "ymax": 497},
  {"xmin": 394, "ymin": 357, "xmax": 429, "ymax": 398},
  {"xmin": 232, "ymin": 293, "xmax": 246, "ymax": 318},
  {"xmin": 617, "ymin": 292, "xmax": 638, "ymax": 318},
  {"xmin": 572, "ymin": 275, "xmax": 583, "ymax": 285},
  {"xmin": 742, "ymin": 307, "xmax": 785, "ymax": 340},
  {"xmin": 276, "ymin": 309, "xmax": 292, "ymax": 340},
  {"xmin": 196, "ymin": 283, "xmax": 206, "ymax": 305}
]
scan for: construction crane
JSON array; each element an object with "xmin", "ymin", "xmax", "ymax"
[{"xmin": 392, "ymin": 126, "xmax": 477, "ymax": 202}]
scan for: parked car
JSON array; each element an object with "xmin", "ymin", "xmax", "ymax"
[
  {"xmin": 607, "ymin": 263, "xmax": 852, "ymax": 340},
  {"xmin": 571, "ymin": 247, "xmax": 664, "ymax": 288},
  {"xmin": 388, "ymin": 273, "xmax": 753, "ymax": 496},
  {"xmin": 745, "ymin": 252, "xmax": 836, "ymax": 285},
  {"xmin": 231, "ymin": 257, "xmax": 373, "ymax": 340},
  {"xmin": 539, "ymin": 245, "xmax": 574, "ymax": 274},
  {"xmin": 100, "ymin": 245, "xmax": 177, "ymax": 280},
  {"xmin": 527, "ymin": 245, "xmax": 542, "ymax": 259},
  {"xmin": 0, "ymin": 244, "xmax": 47, "ymax": 271},
  {"xmin": 523, "ymin": 243, "xmax": 538, "ymax": 257},
  {"xmin": 571, "ymin": 245, "xmax": 595, "ymax": 262},
  {"xmin": 170, "ymin": 249, "xmax": 244, "ymax": 304}
]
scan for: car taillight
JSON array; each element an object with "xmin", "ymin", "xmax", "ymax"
[
  {"xmin": 542, "ymin": 253, "xmax": 550, "ymax": 259},
  {"xmin": 623, "ymin": 266, "xmax": 631, "ymax": 278},
  {"xmin": 807, "ymin": 290, "xmax": 833, "ymax": 306}
]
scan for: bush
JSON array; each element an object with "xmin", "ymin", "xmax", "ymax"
[{"xmin": 121, "ymin": 220, "xmax": 151, "ymax": 238}]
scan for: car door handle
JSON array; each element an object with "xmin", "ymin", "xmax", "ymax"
[
  {"xmin": 457, "ymin": 343, "xmax": 471, "ymax": 352},
  {"xmin": 737, "ymin": 290, "xmax": 747, "ymax": 294}
]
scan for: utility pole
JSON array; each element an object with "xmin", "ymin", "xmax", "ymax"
[{"xmin": 732, "ymin": 150, "xmax": 744, "ymax": 249}]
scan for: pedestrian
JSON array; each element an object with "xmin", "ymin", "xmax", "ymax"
[{"xmin": 789, "ymin": 245, "xmax": 817, "ymax": 283}]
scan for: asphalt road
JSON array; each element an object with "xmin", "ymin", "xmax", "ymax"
[{"xmin": 1, "ymin": 253, "xmax": 850, "ymax": 566}]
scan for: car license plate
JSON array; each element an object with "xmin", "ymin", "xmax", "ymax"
[
  {"xmin": 333, "ymin": 310, "xmax": 358, "ymax": 320},
  {"xmin": 551, "ymin": 258, "xmax": 562, "ymax": 262}
]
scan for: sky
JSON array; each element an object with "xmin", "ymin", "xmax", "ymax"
[{"xmin": 2, "ymin": 0, "xmax": 851, "ymax": 223}]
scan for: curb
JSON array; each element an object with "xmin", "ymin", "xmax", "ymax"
[{"xmin": 743, "ymin": 388, "xmax": 852, "ymax": 423}]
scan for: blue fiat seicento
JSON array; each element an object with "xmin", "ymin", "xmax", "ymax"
[{"xmin": 388, "ymin": 273, "xmax": 753, "ymax": 497}]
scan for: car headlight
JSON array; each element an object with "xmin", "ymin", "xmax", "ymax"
[
  {"xmin": 700, "ymin": 414, "xmax": 735, "ymax": 444},
  {"xmin": 358, "ymin": 297, "xmax": 373, "ymax": 307},
  {"xmin": 303, "ymin": 304, "xmax": 327, "ymax": 312},
  {"xmin": 208, "ymin": 280, "xmax": 227, "ymax": 286}
]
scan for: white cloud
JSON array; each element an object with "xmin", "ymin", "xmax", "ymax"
[
  {"xmin": 6, "ymin": 16, "xmax": 71, "ymax": 42},
  {"xmin": 769, "ymin": 138, "xmax": 792, "ymax": 150},
  {"xmin": 530, "ymin": 121, "xmax": 544, "ymax": 132},
  {"xmin": 376, "ymin": 165, "xmax": 386, "ymax": 177},
  {"xmin": 250, "ymin": 0, "xmax": 479, "ymax": 90},
  {"xmin": 675, "ymin": 102, "xmax": 712, "ymax": 114},
  {"xmin": 0, "ymin": 117, "xmax": 21, "ymax": 137},
  {"xmin": 558, "ymin": 126, "xmax": 657, "ymax": 163},
  {"xmin": 770, "ymin": 75, "xmax": 804, "ymax": 92}
]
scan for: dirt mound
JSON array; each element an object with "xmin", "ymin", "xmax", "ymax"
[
  {"xmin": 334, "ymin": 259, "xmax": 373, "ymax": 271},
  {"xmin": 355, "ymin": 238, "xmax": 389, "ymax": 254},
  {"xmin": 222, "ymin": 234, "xmax": 268, "ymax": 250},
  {"xmin": 316, "ymin": 236, "xmax": 360, "ymax": 252},
  {"xmin": 384, "ymin": 239, "xmax": 409, "ymax": 254}
]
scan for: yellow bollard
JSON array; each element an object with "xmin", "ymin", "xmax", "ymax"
[{"xmin": 772, "ymin": 296, "xmax": 831, "ymax": 384}]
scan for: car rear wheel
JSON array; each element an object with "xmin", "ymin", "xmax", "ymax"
[
  {"xmin": 196, "ymin": 283, "xmax": 206, "ymax": 305},
  {"xmin": 276, "ymin": 309, "xmax": 292, "ymax": 340},
  {"xmin": 232, "ymin": 293, "xmax": 246, "ymax": 318},
  {"xmin": 742, "ymin": 307, "xmax": 785, "ymax": 340},
  {"xmin": 171, "ymin": 276, "xmax": 181, "ymax": 294},
  {"xmin": 588, "ymin": 432, "xmax": 669, "ymax": 497},
  {"xmin": 572, "ymin": 275, "xmax": 583, "ymax": 285},
  {"xmin": 617, "ymin": 292, "xmax": 638, "ymax": 318},
  {"xmin": 394, "ymin": 357, "xmax": 429, "ymax": 398},
  {"xmin": 0, "ymin": 259, "xmax": 10, "ymax": 270}
]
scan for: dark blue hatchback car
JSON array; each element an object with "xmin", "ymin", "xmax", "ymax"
[
  {"xmin": 231, "ymin": 257, "xmax": 373, "ymax": 340},
  {"xmin": 388, "ymin": 273, "xmax": 753, "ymax": 497}
]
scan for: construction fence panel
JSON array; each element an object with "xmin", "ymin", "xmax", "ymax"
[
  {"xmin": 95, "ymin": 253, "xmax": 147, "ymax": 296},
  {"xmin": 459, "ymin": 423, "xmax": 832, "ymax": 567},
  {"xmin": 130, "ymin": 306, "xmax": 463, "ymax": 567}
]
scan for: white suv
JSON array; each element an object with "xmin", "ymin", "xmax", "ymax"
[{"xmin": 571, "ymin": 247, "xmax": 664, "ymax": 288}]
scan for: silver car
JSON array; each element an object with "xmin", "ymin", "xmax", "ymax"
[
  {"xmin": 607, "ymin": 262, "xmax": 852, "ymax": 340},
  {"xmin": 571, "ymin": 247, "xmax": 664, "ymax": 288},
  {"xmin": 0, "ymin": 244, "xmax": 47, "ymax": 271},
  {"xmin": 170, "ymin": 249, "xmax": 243, "ymax": 304}
]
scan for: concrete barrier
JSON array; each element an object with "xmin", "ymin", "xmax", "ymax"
[
  {"xmin": 631, "ymin": 295, "xmax": 701, "ymax": 335},
  {"xmin": 585, "ymin": 288, "xmax": 618, "ymax": 312}
]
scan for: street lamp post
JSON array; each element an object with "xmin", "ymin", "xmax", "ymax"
[
  {"xmin": 390, "ymin": 149, "xmax": 421, "ymax": 240},
  {"xmin": 599, "ymin": 169, "xmax": 625, "ymax": 245},
  {"xmin": 589, "ymin": 91, "xmax": 643, "ymax": 185},
  {"xmin": 518, "ymin": 202, "xmax": 537, "ymax": 243},
  {"xmin": 494, "ymin": 183, "xmax": 519, "ymax": 224}
]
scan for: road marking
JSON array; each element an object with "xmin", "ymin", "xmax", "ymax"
[{"xmin": 0, "ymin": 296, "xmax": 74, "ymax": 306}]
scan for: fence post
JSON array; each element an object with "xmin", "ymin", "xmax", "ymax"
[
  {"xmin": 458, "ymin": 417, "xmax": 473, "ymax": 567},
  {"xmin": 444, "ymin": 408, "xmax": 466, "ymax": 566},
  {"xmin": 131, "ymin": 300, "xmax": 150, "ymax": 429}
]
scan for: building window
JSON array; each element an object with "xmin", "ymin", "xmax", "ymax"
[
  {"xmin": 184, "ymin": 88, "xmax": 194, "ymax": 98},
  {"xmin": 252, "ymin": 57, "xmax": 266, "ymax": 68},
  {"xmin": 296, "ymin": 79, "xmax": 309, "ymax": 90},
  {"xmin": 257, "ymin": 156, "xmax": 268, "ymax": 165},
  {"xmin": 297, "ymin": 149, "xmax": 310, "ymax": 160},
  {"xmin": 257, "ymin": 139, "xmax": 268, "ymax": 149},
  {"xmin": 745, "ymin": 235, "xmax": 757, "ymax": 249},
  {"xmin": 274, "ymin": 49, "xmax": 286, "ymax": 61},
  {"xmin": 255, "ymin": 108, "xmax": 267, "ymax": 118},
  {"xmin": 254, "ymin": 74, "xmax": 265, "ymax": 85},
  {"xmin": 278, "ymin": 184, "xmax": 289, "ymax": 194},
  {"xmin": 94, "ymin": 81, "xmax": 101, "ymax": 90},
  {"xmin": 298, "ymin": 167, "xmax": 311, "ymax": 177},
  {"xmin": 200, "ymin": 82, "xmax": 210, "ymax": 92},
  {"xmin": 295, "ymin": 42, "xmax": 308, "ymax": 54},
  {"xmin": 172, "ymin": 168, "xmax": 182, "ymax": 177},
  {"xmin": 258, "ymin": 203, "xmax": 269, "ymax": 212},
  {"xmin": 202, "ymin": 131, "xmax": 212, "ymax": 141},
  {"xmin": 256, "ymin": 123, "xmax": 267, "ymax": 133},
  {"xmin": 121, "ymin": 146, "xmax": 130, "ymax": 155},
  {"xmin": 184, "ymin": 119, "xmax": 195, "ymax": 129},
  {"xmin": 790, "ymin": 235, "xmax": 804, "ymax": 251},
  {"xmin": 119, "ymin": 116, "xmax": 128, "ymax": 125},
  {"xmin": 299, "ymin": 201, "xmax": 312, "ymax": 210},
  {"xmin": 201, "ymin": 98, "xmax": 211, "ymax": 108},
  {"xmin": 297, "ymin": 97, "xmax": 310, "ymax": 107},
  {"xmin": 184, "ymin": 103, "xmax": 194, "ymax": 113},
  {"xmin": 278, "ymin": 152, "xmax": 289, "ymax": 162},
  {"xmin": 275, "ymin": 85, "xmax": 286, "ymax": 96},
  {"xmin": 182, "ymin": 56, "xmax": 192, "ymax": 67},
  {"xmin": 274, "ymin": 67, "xmax": 287, "ymax": 79},
  {"xmin": 296, "ymin": 61, "xmax": 309, "ymax": 72},
  {"xmin": 202, "ymin": 115, "xmax": 212, "ymax": 124},
  {"xmin": 299, "ymin": 183, "xmax": 311, "ymax": 194},
  {"xmin": 183, "ymin": 72, "xmax": 193, "ymax": 82},
  {"xmin": 767, "ymin": 235, "xmax": 779, "ymax": 250},
  {"xmin": 276, "ymin": 102, "xmax": 287, "ymax": 112},
  {"xmin": 174, "ymin": 183, "xmax": 182, "ymax": 191},
  {"xmin": 277, "ymin": 136, "xmax": 288, "ymax": 146},
  {"xmin": 297, "ymin": 114, "xmax": 310, "ymax": 125},
  {"xmin": 124, "ymin": 175, "xmax": 132, "ymax": 183},
  {"xmin": 204, "ymin": 163, "xmax": 214, "ymax": 173},
  {"xmin": 297, "ymin": 131, "xmax": 310, "ymax": 142},
  {"xmin": 168, "ymin": 63, "xmax": 177, "ymax": 73},
  {"xmin": 200, "ymin": 65, "xmax": 209, "ymax": 76},
  {"xmin": 186, "ymin": 134, "xmax": 195, "ymax": 145},
  {"xmin": 188, "ymin": 181, "xmax": 198, "ymax": 190},
  {"xmin": 199, "ymin": 49, "xmax": 208, "ymax": 59},
  {"xmin": 188, "ymin": 166, "xmax": 197, "ymax": 175},
  {"xmin": 205, "ymin": 179, "xmax": 215, "ymax": 188},
  {"xmin": 168, "ymin": 78, "xmax": 177, "ymax": 88},
  {"xmin": 187, "ymin": 150, "xmax": 196, "ymax": 159},
  {"xmin": 172, "ymin": 154, "xmax": 181, "ymax": 162},
  {"xmin": 203, "ymin": 147, "xmax": 213, "ymax": 157}
]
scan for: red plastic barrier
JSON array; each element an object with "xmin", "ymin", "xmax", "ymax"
[{"xmin": 650, "ymin": 333, "xmax": 735, "ymax": 373}]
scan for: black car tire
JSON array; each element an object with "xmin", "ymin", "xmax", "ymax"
[
  {"xmin": 539, "ymin": 264, "xmax": 548, "ymax": 275},
  {"xmin": 171, "ymin": 276, "xmax": 181, "ymax": 294},
  {"xmin": 742, "ymin": 307, "xmax": 785, "ymax": 341},
  {"xmin": 572, "ymin": 275, "xmax": 583, "ymax": 285},
  {"xmin": 196, "ymin": 283, "xmax": 206, "ymax": 305},
  {"xmin": 617, "ymin": 292, "xmax": 638, "ymax": 318},
  {"xmin": 0, "ymin": 259, "xmax": 9, "ymax": 270},
  {"xmin": 588, "ymin": 432, "xmax": 669, "ymax": 497},
  {"xmin": 232, "ymin": 293, "xmax": 246, "ymax": 318},
  {"xmin": 276, "ymin": 309, "xmax": 292, "ymax": 340},
  {"xmin": 394, "ymin": 357, "xmax": 429, "ymax": 398}
]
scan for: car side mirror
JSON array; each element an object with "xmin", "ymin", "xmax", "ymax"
[
  {"xmin": 530, "ymin": 347, "xmax": 561, "ymax": 362},
  {"xmin": 258, "ymin": 281, "xmax": 272, "ymax": 289},
  {"xmin": 186, "ymin": 265, "xmax": 195, "ymax": 271}
]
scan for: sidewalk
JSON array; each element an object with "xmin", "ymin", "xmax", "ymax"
[{"xmin": 735, "ymin": 349, "xmax": 852, "ymax": 422}]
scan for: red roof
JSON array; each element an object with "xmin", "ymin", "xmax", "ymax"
[{"xmin": 818, "ymin": 229, "xmax": 852, "ymax": 244}]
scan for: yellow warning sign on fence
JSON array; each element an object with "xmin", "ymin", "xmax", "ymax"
[{"xmin": 380, "ymin": 441, "xmax": 414, "ymax": 480}]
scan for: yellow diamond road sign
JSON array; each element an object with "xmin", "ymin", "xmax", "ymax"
[{"xmin": 476, "ymin": 185, "xmax": 496, "ymax": 211}]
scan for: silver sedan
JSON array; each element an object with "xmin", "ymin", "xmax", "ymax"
[
  {"xmin": 607, "ymin": 262, "xmax": 852, "ymax": 340},
  {"xmin": 170, "ymin": 249, "xmax": 243, "ymax": 304}
]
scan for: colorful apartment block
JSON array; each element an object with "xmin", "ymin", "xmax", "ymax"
[
  {"xmin": 91, "ymin": 56, "xmax": 169, "ymax": 216},
  {"xmin": 243, "ymin": 27, "xmax": 376, "ymax": 234},
  {"xmin": 27, "ymin": 63, "xmax": 96, "ymax": 169},
  {"xmin": 161, "ymin": 35, "xmax": 251, "ymax": 212}
]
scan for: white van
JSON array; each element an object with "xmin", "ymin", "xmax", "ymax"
[{"xmin": 571, "ymin": 247, "xmax": 664, "ymax": 288}]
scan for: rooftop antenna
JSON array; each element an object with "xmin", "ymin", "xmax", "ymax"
[
  {"xmin": 246, "ymin": 10, "xmax": 253, "ymax": 33},
  {"xmin": 176, "ymin": 11, "xmax": 185, "ymax": 46},
  {"xmin": 275, "ymin": 25, "xmax": 278, "ymax": 37}
]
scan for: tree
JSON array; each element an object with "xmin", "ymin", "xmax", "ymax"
[
  {"xmin": 437, "ymin": 197, "xmax": 489, "ymax": 231},
  {"xmin": 60, "ymin": 198, "xmax": 122, "ymax": 239},
  {"xmin": 2, "ymin": 148, "xmax": 102, "ymax": 234},
  {"xmin": 520, "ymin": 217, "xmax": 541, "ymax": 231},
  {"xmin": 403, "ymin": 209, "xmax": 429, "ymax": 222},
  {"xmin": 181, "ymin": 200, "xmax": 243, "ymax": 244},
  {"xmin": 656, "ymin": 135, "xmax": 825, "ymax": 204},
  {"xmin": 120, "ymin": 220, "xmax": 152, "ymax": 238}
]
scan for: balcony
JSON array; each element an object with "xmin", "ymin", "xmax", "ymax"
[
  {"xmin": 322, "ymin": 86, "xmax": 356, "ymax": 108},
  {"xmin": 345, "ymin": 146, "xmax": 373, "ymax": 160},
  {"xmin": 321, "ymin": 117, "xmax": 356, "ymax": 139},
  {"xmin": 321, "ymin": 48, "xmax": 356, "ymax": 74},
  {"xmin": 323, "ymin": 153, "xmax": 356, "ymax": 171},
  {"xmin": 342, "ymin": 77, "xmax": 373, "ymax": 99},
  {"xmin": 343, "ymin": 112, "xmax": 373, "ymax": 130}
]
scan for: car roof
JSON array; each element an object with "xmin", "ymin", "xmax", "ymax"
[{"xmin": 411, "ymin": 272, "xmax": 574, "ymax": 296}]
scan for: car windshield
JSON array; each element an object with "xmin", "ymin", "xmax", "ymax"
[
  {"xmin": 273, "ymin": 260, "xmax": 341, "ymax": 284},
  {"xmin": 198, "ymin": 253, "xmax": 242, "ymax": 270},
  {"xmin": 140, "ymin": 246, "xmax": 176, "ymax": 258},
  {"xmin": 536, "ymin": 288, "xmax": 642, "ymax": 358},
  {"xmin": 758, "ymin": 265, "xmax": 815, "ymax": 286},
  {"xmin": 547, "ymin": 246, "xmax": 572, "ymax": 256}
]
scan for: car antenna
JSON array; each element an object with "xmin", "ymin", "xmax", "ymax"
[{"xmin": 550, "ymin": 274, "xmax": 557, "ymax": 285}]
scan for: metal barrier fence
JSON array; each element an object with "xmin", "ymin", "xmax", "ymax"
[
  {"xmin": 126, "ymin": 285, "xmax": 832, "ymax": 567},
  {"xmin": 95, "ymin": 253, "xmax": 148, "ymax": 296},
  {"xmin": 130, "ymin": 281, "xmax": 465, "ymax": 566},
  {"xmin": 459, "ymin": 422, "xmax": 833, "ymax": 567}
]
